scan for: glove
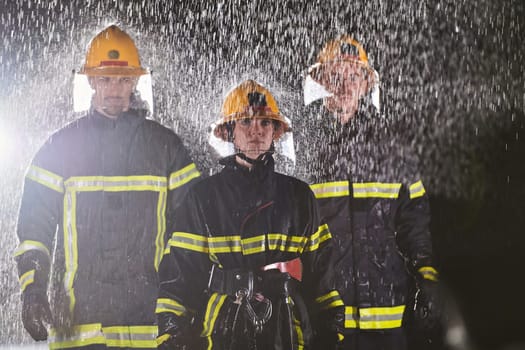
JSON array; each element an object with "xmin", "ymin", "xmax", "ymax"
[
  {"xmin": 414, "ymin": 276, "xmax": 443, "ymax": 332},
  {"xmin": 22, "ymin": 290, "xmax": 53, "ymax": 341},
  {"xmin": 157, "ymin": 312, "xmax": 194, "ymax": 350},
  {"xmin": 312, "ymin": 306, "xmax": 345, "ymax": 350}
]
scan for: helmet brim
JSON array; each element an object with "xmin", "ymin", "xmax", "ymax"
[
  {"xmin": 79, "ymin": 66, "xmax": 148, "ymax": 77},
  {"xmin": 213, "ymin": 112, "xmax": 291, "ymax": 141}
]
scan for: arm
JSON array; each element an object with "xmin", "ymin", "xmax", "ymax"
[
  {"xmin": 156, "ymin": 190, "xmax": 212, "ymax": 348},
  {"xmin": 14, "ymin": 142, "xmax": 64, "ymax": 340},
  {"xmin": 300, "ymin": 191, "xmax": 344, "ymax": 345}
]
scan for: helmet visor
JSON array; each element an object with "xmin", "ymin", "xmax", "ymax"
[{"xmin": 73, "ymin": 72, "xmax": 153, "ymax": 115}]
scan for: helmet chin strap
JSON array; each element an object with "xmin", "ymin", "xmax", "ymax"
[{"xmin": 235, "ymin": 143, "xmax": 275, "ymax": 165}]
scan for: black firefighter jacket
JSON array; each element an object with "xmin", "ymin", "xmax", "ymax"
[
  {"xmin": 14, "ymin": 108, "xmax": 200, "ymax": 349},
  {"xmin": 156, "ymin": 154, "xmax": 343, "ymax": 350},
  {"xmin": 306, "ymin": 108, "xmax": 435, "ymax": 334}
]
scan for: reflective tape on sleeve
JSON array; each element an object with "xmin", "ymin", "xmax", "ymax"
[
  {"xmin": 26, "ymin": 165, "xmax": 64, "ymax": 193},
  {"xmin": 409, "ymin": 180, "xmax": 426, "ymax": 199},
  {"xmin": 315, "ymin": 290, "xmax": 344, "ymax": 310},
  {"xmin": 155, "ymin": 298, "xmax": 188, "ymax": 316},
  {"xmin": 169, "ymin": 163, "xmax": 200, "ymax": 190},
  {"xmin": 19, "ymin": 269, "xmax": 35, "ymax": 292},
  {"xmin": 13, "ymin": 240, "xmax": 51, "ymax": 259}
]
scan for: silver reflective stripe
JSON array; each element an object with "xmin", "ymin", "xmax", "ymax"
[
  {"xmin": 63, "ymin": 190, "xmax": 77, "ymax": 313},
  {"xmin": 13, "ymin": 240, "xmax": 51, "ymax": 259},
  {"xmin": 104, "ymin": 331, "xmax": 157, "ymax": 342},
  {"xmin": 317, "ymin": 224, "xmax": 331, "ymax": 243},
  {"xmin": 352, "ymin": 183, "xmax": 401, "ymax": 198},
  {"xmin": 361, "ymin": 312, "xmax": 403, "ymax": 323},
  {"xmin": 65, "ymin": 177, "xmax": 166, "ymax": 191},
  {"xmin": 310, "ymin": 181, "xmax": 349, "ymax": 198},
  {"xmin": 154, "ymin": 190, "xmax": 168, "ymax": 271},
  {"xmin": 202, "ymin": 293, "xmax": 227, "ymax": 337},
  {"xmin": 170, "ymin": 234, "xmax": 209, "ymax": 251},
  {"xmin": 156, "ymin": 299, "xmax": 187, "ymax": 315},
  {"xmin": 409, "ymin": 180, "xmax": 426, "ymax": 199},
  {"xmin": 267, "ymin": 235, "xmax": 304, "ymax": 253},
  {"xmin": 209, "ymin": 238, "xmax": 242, "ymax": 252},
  {"xmin": 48, "ymin": 327, "xmax": 103, "ymax": 345},
  {"xmin": 169, "ymin": 163, "xmax": 200, "ymax": 190},
  {"xmin": 19, "ymin": 269, "xmax": 35, "ymax": 292},
  {"xmin": 26, "ymin": 165, "xmax": 64, "ymax": 193}
]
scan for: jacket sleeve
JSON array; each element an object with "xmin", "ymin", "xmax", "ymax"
[
  {"xmin": 156, "ymin": 189, "xmax": 212, "ymax": 343},
  {"xmin": 14, "ymin": 139, "xmax": 64, "ymax": 296},
  {"xmin": 395, "ymin": 179, "xmax": 437, "ymax": 278},
  {"xmin": 164, "ymin": 132, "xmax": 200, "ymax": 242},
  {"xmin": 300, "ymin": 189, "xmax": 344, "ymax": 315}
]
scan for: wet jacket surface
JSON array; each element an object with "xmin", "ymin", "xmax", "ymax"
[
  {"xmin": 157, "ymin": 154, "xmax": 343, "ymax": 350},
  {"xmin": 306, "ymin": 108, "xmax": 434, "ymax": 334},
  {"xmin": 15, "ymin": 108, "xmax": 200, "ymax": 349}
]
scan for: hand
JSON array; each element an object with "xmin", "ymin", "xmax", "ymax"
[
  {"xmin": 157, "ymin": 312, "xmax": 195, "ymax": 350},
  {"xmin": 414, "ymin": 279, "xmax": 443, "ymax": 332},
  {"xmin": 22, "ymin": 291, "xmax": 53, "ymax": 341}
]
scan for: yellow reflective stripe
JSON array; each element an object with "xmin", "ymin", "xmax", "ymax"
[
  {"xmin": 157, "ymin": 333, "xmax": 170, "ymax": 346},
  {"xmin": 208, "ymin": 235, "xmax": 243, "ymax": 254},
  {"xmin": 344, "ymin": 305, "xmax": 405, "ymax": 329},
  {"xmin": 169, "ymin": 163, "xmax": 200, "ymax": 190},
  {"xmin": 169, "ymin": 232, "xmax": 209, "ymax": 253},
  {"xmin": 26, "ymin": 165, "xmax": 64, "ymax": 193},
  {"xmin": 201, "ymin": 293, "xmax": 227, "ymax": 337},
  {"xmin": 155, "ymin": 298, "xmax": 188, "ymax": 316},
  {"xmin": 19, "ymin": 269, "xmax": 35, "ymax": 292},
  {"xmin": 154, "ymin": 189, "xmax": 168, "ymax": 271},
  {"xmin": 409, "ymin": 180, "xmax": 426, "ymax": 199},
  {"xmin": 63, "ymin": 189, "xmax": 78, "ymax": 314},
  {"xmin": 344, "ymin": 306, "xmax": 359, "ymax": 328},
  {"xmin": 49, "ymin": 323, "xmax": 105, "ymax": 349},
  {"xmin": 13, "ymin": 240, "xmax": 51, "ymax": 259},
  {"xmin": 170, "ymin": 232, "xmax": 320, "ymax": 256},
  {"xmin": 103, "ymin": 325, "xmax": 157, "ymax": 348},
  {"xmin": 359, "ymin": 305, "xmax": 405, "ymax": 329},
  {"xmin": 64, "ymin": 175, "xmax": 167, "ymax": 192},
  {"xmin": 49, "ymin": 324, "xmax": 157, "ymax": 349},
  {"xmin": 267, "ymin": 233, "xmax": 307, "ymax": 254},
  {"xmin": 310, "ymin": 181, "xmax": 349, "ymax": 199},
  {"xmin": 418, "ymin": 266, "xmax": 439, "ymax": 282},
  {"xmin": 315, "ymin": 290, "xmax": 344, "ymax": 310},
  {"xmin": 353, "ymin": 182, "xmax": 402, "ymax": 199},
  {"xmin": 241, "ymin": 234, "xmax": 266, "ymax": 254},
  {"xmin": 304, "ymin": 224, "xmax": 332, "ymax": 253},
  {"xmin": 292, "ymin": 311, "xmax": 304, "ymax": 349}
]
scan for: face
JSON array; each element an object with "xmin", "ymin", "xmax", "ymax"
[
  {"xmin": 89, "ymin": 76, "xmax": 138, "ymax": 118},
  {"xmin": 317, "ymin": 61, "xmax": 369, "ymax": 124},
  {"xmin": 233, "ymin": 117, "xmax": 275, "ymax": 160}
]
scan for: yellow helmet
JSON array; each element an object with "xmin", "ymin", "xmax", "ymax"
[
  {"xmin": 79, "ymin": 25, "xmax": 147, "ymax": 76},
  {"xmin": 317, "ymin": 35, "xmax": 370, "ymax": 67},
  {"xmin": 213, "ymin": 80, "xmax": 291, "ymax": 141},
  {"xmin": 308, "ymin": 35, "xmax": 377, "ymax": 96}
]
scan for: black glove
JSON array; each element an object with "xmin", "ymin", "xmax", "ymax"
[
  {"xmin": 312, "ymin": 307, "xmax": 345, "ymax": 350},
  {"xmin": 22, "ymin": 290, "xmax": 53, "ymax": 341},
  {"xmin": 157, "ymin": 312, "xmax": 194, "ymax": 350},
  {"xmin": 414, "ymin": 278, "xmax": 443, "ymax": 332}
]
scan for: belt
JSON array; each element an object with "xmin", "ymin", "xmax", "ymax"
[{"xmin": 207, "ymin": 258, "xmax": 302, "ymax": 297}]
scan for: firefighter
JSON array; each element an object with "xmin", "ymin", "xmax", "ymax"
[
  {"xmin": 301, "ymin": 35, "xmax": 442, "ymax": 349},
  {"xmin": 156, "ymin": 80, "xmax": 344, "ymax": 350},
  {"xmin": 13, "ymin": 25, "xmax": 200, "ymax": 349}
]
